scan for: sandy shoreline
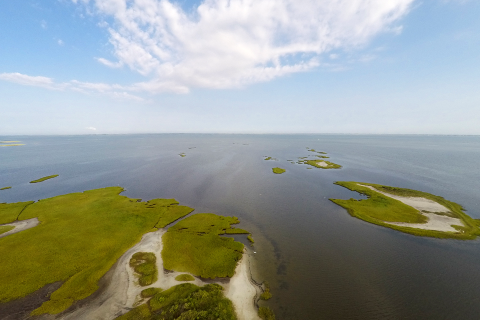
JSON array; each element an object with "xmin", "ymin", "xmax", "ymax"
[
  {"xmin": 60, "ymin": 229, "xmax": 259, "ymax": 320},
  {"xmin": 359, "ymin": 184, "xmax": 464, "ymax": 232},
  {"xmin": 0, "ymin": 218, "xmax": 39, "ymax": 239}
]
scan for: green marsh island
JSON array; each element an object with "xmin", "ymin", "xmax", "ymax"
[
  {"xmin": 272, "ymin": 167, "xmax": 285, "ymax": 174},
  {"xmin": 0, "ymin": 186, "xmax": 12, "ymax": 190},
  {"xmin": 0, "ymin": 187, "xmax": 269, "ymax": 320},
  {"xmin": 331, "ymin": 182, "xmax": 480, "ymax": 239},
  {"xmin": 0, "ymin": 141, "xmax": 25, "ymax": 147},
  {"xmin": 29, "ymin": 174, "xmax": 59, "ymax": 183}
]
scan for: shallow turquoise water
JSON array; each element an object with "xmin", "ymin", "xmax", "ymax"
[{"xmin": 1, "ymin": 134, "xmax": 480, "ymax": 319}]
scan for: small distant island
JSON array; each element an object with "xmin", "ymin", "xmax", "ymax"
[
  {"xmin": 0, "ymin": 186, "xmax": 12, "ymax": 190},
  {"xmin": 0, "ymin": 141, "xmax": 25, "ymax": 147},
  {"xmin": 331, "ymin": 181, "xmax": 480, "ymax": 240},
  {"xmin": 272, "ymin": 167, "xmax": 286, "ymax": 174},
  {"xmin": 29, "ymin": 174, "xmax": 59, "ymax": 183}
]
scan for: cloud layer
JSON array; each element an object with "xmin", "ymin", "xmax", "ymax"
[{"xmin": 81, "ymin": 0, "xmax": 414, "ymax": 93}]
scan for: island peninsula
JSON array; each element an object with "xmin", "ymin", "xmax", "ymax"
[
  {"xmin": 331, "ymin": 181, "xmax": 480, "ymax": 239},
  {"xmin": 0, "ymin": 187, "xmax": 267, "ymax": 319}
]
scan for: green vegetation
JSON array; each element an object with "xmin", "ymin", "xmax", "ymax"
[
  {"xmin": 1, "ymin": 186, "xmax": 12, "ymax": 190},
  {"xmin": 299, "ymin": 159, "xmax": 341, "ymax": 169},
  {"xmin": 264, "ymin": 156, "xmax": 277, "ymax": 161},
  {"xmin": 130, "ymin": 252, "xmax": 158, "ymax": 286},
  {"xmin": 29, "ymin": 174, "xmax": 59, "ymax": 183},
  {"xmin": 0, "ymin": 225, "xmax": 15, "ymax": 235},
  {"xmin": 316, "ymin": 155, "xmax": 329, "ymax": 159},
  {"xmin": 224, "ymin": 227, "xmax": 249, "ymax": 234},
  {"xmin": 175, "ymin": 274, "xmax": 195, "ymax": 281},
  {"xmin": 247, "ymin": 234, "xmax": 254, "ymax": 244},
  {"xmin": 0, "ymin": 187, "xmax": 194, "ymax": 315},
  {"xmin": 179, "ymin": 153, "xmax": 186, "ymax": 157},
  {"xmin": 331, "ymin": 181, "xmax": 480, "ymax": 239},
  {"xmin": 162, "ymin": 213, "xmax": 246, "ymax": 278},
  {"xmin": 116, "ymin": 283, "xmax": 236, "ymax": 320},
  {"xmin": 0, "ymin": 201, "xmax": 34, "ymax": 224},
  {"xmin": 141, "ymin": 287, "xmax": 163, "ymax": 298},
  {"xmin": 272, "ymin": 167, "xmax": 286, "ymax": 174},
  {"xmin": 258, "ymin": 306, "xmax": 275, "ymax": 320},
  {"xmin": 0, "ymin": 141, "xmax": 24, "ymax": 147},
  {"xmin": 260, "ymin": 282, "xmax": 272, "ymax": 300}
]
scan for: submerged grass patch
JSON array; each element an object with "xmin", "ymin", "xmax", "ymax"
[
  {"xmin": 117, "ymin": 283, "xmax": 236, "ymax": 320},
  {"xmin": 175, "ymin": 274, "xmax": 195, "ymax": 281},
  {"xmin": 331, "ymin": 181, "xmax": 480, "ymax": 239},
  {"xmin": 162, "ymin": 213, "xmax": 246, "ymax": 278},
  {"xmin": 272, "ymin": 167, "xmax": 286, "ymax": 174},
  {"xmin": 130, "ymin": 252, "xmax": 158, "ymax": 286},
  {"xmin": 0, "ymin": 225, "xmax": 15, "ymax": 235},
  {"xmin": 260, "ymin": 282, "xmax": 272, "ymax": 300},
  {"xmin": 0, "ymin": 187, "xmax": 194, "ymax": 315},
  {"xmin": 29, "ymin": 174, "xmax": 59, "ymax": 183},
  {"xmin": 258, "ymin": 306, "xmax": 275, "ymax": 320}
]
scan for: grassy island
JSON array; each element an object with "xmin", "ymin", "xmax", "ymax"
[
  {"xmin": 130, "ymin": 252, "xmax": 158, "ymax": 286},
  {"xmin": 331, "ymin": 181, "xmax": 480, "ymax": 239},
  {"xmin": 29, "ymin": 174, "xmax": 59, "ymax": 183},
  {"xmin": 299, "ymin": 159, "xmax": 341, "ymax": 169},
  {"xmin": 0, "ymin": 187, "xmax": 194, "ymax": 315},
  {"xmin": 272, "ymin": 167, "xmax": 286, "ymax": 174},
  {"xmin": 116, "ymin": 283, "xmax": 236, "ymax": 320},
  {"xmin": 0, "ymin": 186, "xmax": 12, "ymax": 190},
  {"xmin": 175, "ymin": 274, "xmax": 195, "ymax": 281},
  {"xmin": 0, "ymin": 141, "xmax": 24, "ymax": 147},
  {"xmin": 179, "ymin": 153, "xmax": 186, "ymax": 157},
  {"xmin": 162, "ymin": 213, "xmax": 247, "ymax": 278}
]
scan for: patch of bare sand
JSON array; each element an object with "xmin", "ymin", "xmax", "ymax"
[
  {"xmin": 0, "ymin": 218, "xmax": 39, "ymax": 239},
  {"xmin": 359, "ymin": 184, "xmax": 464, "ymax": 232},
  {"xmin": 224, "ymin": 253, "xmax": 261, "ymax": 320},
  {"xmin": 315, "ymin": 161, "xmax": 328, "ymax": 167},
  {"xmin": 61, "ymin": 229, "xmax": 259, "ymax": 320}
]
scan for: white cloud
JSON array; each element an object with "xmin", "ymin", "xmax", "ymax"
[
  {"xmin": 86, "ymin": 126, "xmax": 97, "ymax": 131},
  {"xmin": 58, "ymin": 39, "xmax": 64, "ymax": 46},
  {"xmin": 0, "ymin": 72, "xmax": 63, "ymax": 90},
  {"xmin": 40, "ymin": 20, "xmax": 47, "ymax": 29},
  {"xmin": 0, "ymin": 72, "xmax": 145, "ymax": 102},
  {"xmin": 74, "ymin": 0, "xmax": 414, "ymax": 93}
]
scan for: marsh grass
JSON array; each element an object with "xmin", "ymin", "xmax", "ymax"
[
  {"xmin": 141, "ymin": 287, "xmax": 163, "ymax": 298},
  {"xmin": 0, "ymin": 201, "xmax": 34, "ymax": 224},
  {"xmin": 179, "ymin": 153, "xmax": 186, "ymax": 157},
  {"xmin": 0, "ymin": 225, "xmax": 15, "ymax": 235},
  {"xmin": 331, "ymin": 181, "xmax": 480, "ymax": 240},
  {"xmin": 29, "ymin": 175, "xmax": 59, "ymax": 183},
  {"xmin": 1, "ymin": 186, "xmax": 12, "ymax": 190},
  {"xmin": 0, "ymin": 187, "xmax": 194, "ymax": 315},
  {"xmin": 130, "ymin": 252, "xmax": 158, "ymax": 286},
  {"xmin": 117, "ymin": 283, "xmax": 236, "ymax": 320},
  {"xmin": 162, "ymin": 214, "xmax": 246, "ymax": 278},
  {"xmin": 175, "ymin": 274, "xmax": 195, "ymax": 281},
  {"xmin": 272, "ymin": 167, "xmax": 286, "ymax": 174}
]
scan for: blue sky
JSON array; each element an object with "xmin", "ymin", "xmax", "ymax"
[{"xmin": 0, "ymin": 0, "xmax": 479, "ymax": 135}]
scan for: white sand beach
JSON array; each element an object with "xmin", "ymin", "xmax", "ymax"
[
  {"xmin": 359, "ymin": 184, "xmax": 464, "ymax": 232},
  {"xmin": 0, "ymin": 218, "xmax": 39, "ymax": 239}
]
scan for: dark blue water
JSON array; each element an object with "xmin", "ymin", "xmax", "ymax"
[{"xmin": 1, "ymin": 134, "xmax": 480, "ymax": 319}]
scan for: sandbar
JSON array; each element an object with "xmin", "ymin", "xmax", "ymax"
[{"xmin": 0, "ymin": 218, "xmax": 39, "ymax": 239}]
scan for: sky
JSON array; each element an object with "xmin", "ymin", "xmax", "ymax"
[{"xmin": 0, "ymin": 0, "xmax": 479, "ymax": 135}]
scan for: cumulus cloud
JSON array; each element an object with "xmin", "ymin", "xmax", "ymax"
[
  {"xmin": 86, "ymin": 126, "xmax": 97, "ymax": 131},
  {"xmin": 75, "ymin": 0, "xmax": 414, "ymax": 93}
]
